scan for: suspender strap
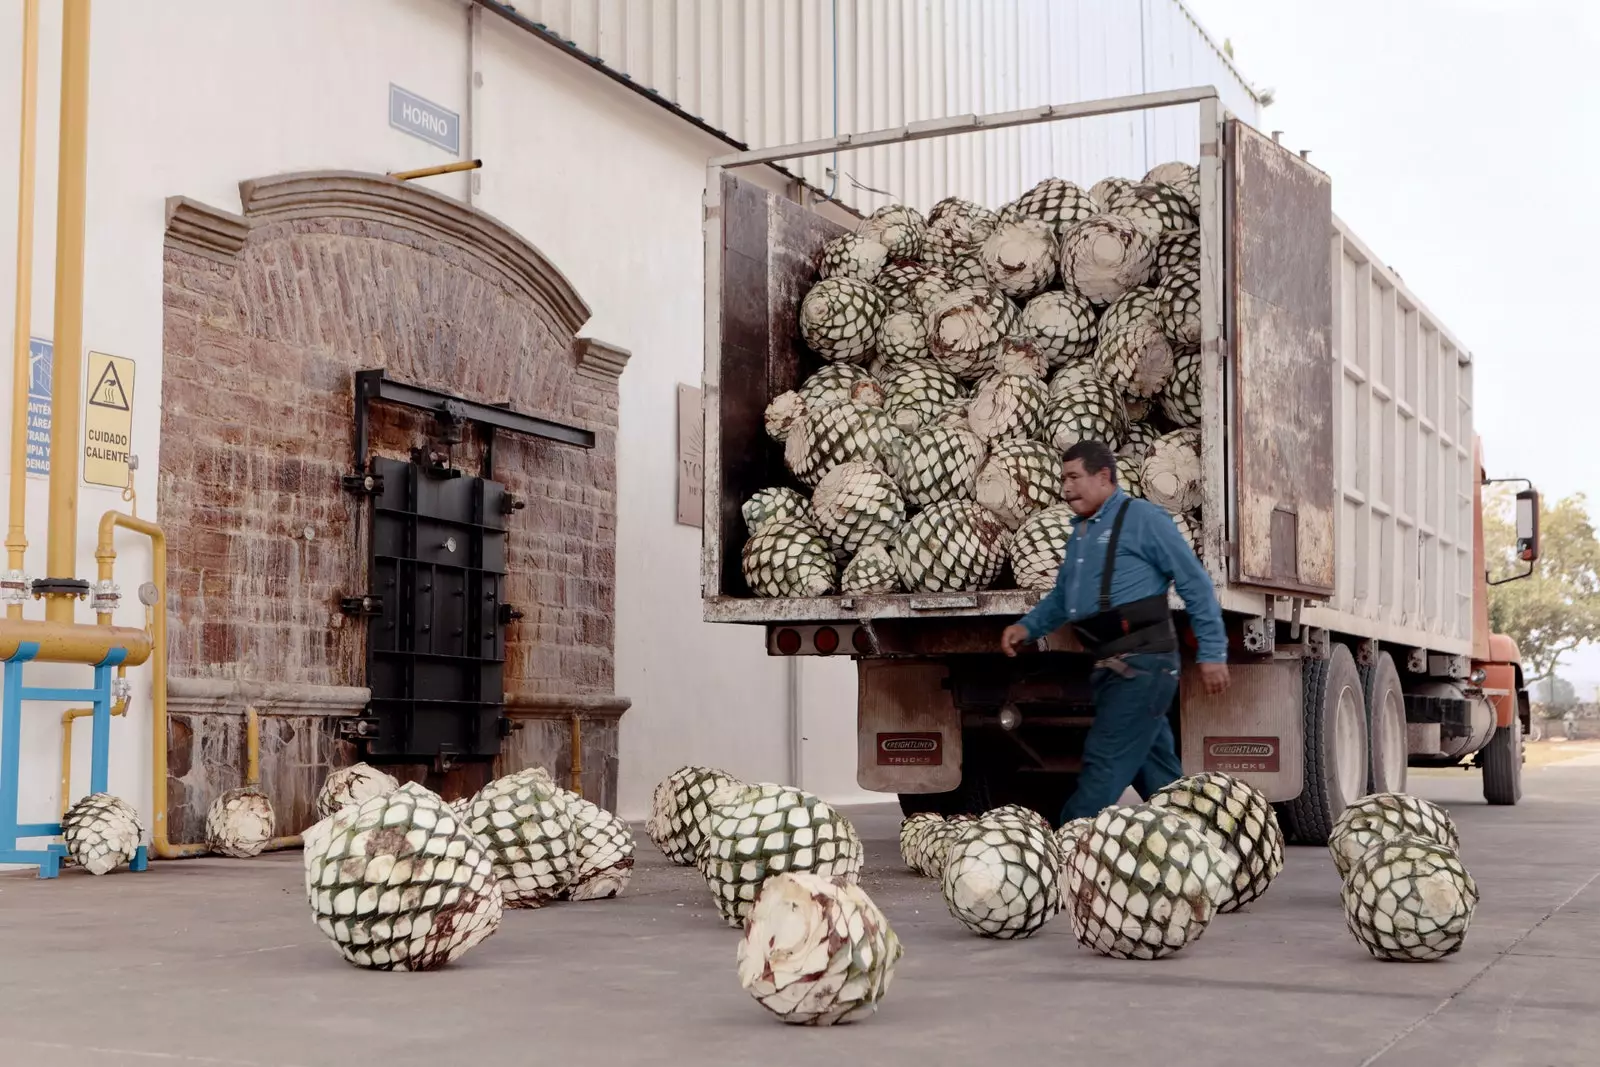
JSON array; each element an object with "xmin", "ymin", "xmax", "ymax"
[{"xmin": 1097, "ymin": 499, "xmax": 1133, "ymax": 613}]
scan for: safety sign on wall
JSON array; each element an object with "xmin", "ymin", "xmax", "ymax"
[
  {"xmin": 82, "ymin": 351, "xmax": 135, "ymax": 488},
  {"xmin": 26, "ymin": 337, "xmax": 50, "ymax": 477}
]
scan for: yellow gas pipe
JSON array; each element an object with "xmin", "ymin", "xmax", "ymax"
[
  {"xmin": 58, "ymin": 664, "xmax": 126, "ymax": 817},
  {"xmin": 243, "ymin": 705, "xmax": 301, "ymax": 852},
  {"xmin": 42, "ymin": 0, "xmax": 92, "ymax": 624},
  {"xmin": 6, "ymin": 0, "xmax": 41, "ymax": 616}
]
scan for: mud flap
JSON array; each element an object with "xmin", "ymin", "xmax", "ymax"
[
  {"xmin": 856, "ymin": 660, "xmax": 962, "ymax": 794},
  {"xmin": 1179, "ymin": 659, "xmax": 1305, "ymax": 801}
]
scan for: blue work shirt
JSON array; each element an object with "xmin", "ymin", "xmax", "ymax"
[{"xmin": 1017, "ymin": 487, "xmax": 1227, "ymax": 663}]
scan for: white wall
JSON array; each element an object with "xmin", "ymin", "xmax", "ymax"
[{"xmin": 0, "ymin": 0, "xmax": 1259, "ymax": 844}]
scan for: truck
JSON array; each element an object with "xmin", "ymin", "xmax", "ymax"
[{"xmin": 699, "ymin": 87, "xmax": 1542, "ymax": 843}]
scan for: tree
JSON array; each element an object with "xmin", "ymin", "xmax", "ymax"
[
  {"xmin": 1486, "ymin": 490, "xmax": 1600, "ymax": 684},
  {"xmin": 1533, "ymin": 675, "xmax": 1578, "ymax": 711}
]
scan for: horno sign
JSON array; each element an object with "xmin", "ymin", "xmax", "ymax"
[{"xmin": 388, "ymin": 84, "xmax": 460, "ymax": 155}]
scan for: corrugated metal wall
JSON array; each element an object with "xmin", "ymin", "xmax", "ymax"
[{"xmin": 514, "ymin": 0, "xmax": 1261, "ymax": 212}]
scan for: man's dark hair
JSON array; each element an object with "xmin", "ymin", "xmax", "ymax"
[{"xmin": 1064, "ymin": 439, "xmax": 1118, "ymax": 482}]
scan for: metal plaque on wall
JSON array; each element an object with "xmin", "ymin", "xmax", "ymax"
[{"xmin": 677, "ymin": 384, "xmax": 703, "ymax": 527}]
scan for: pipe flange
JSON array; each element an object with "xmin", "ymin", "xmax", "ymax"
[
  {"xmin": 89, "ymin": 579, "xmax": 122, "ymax": 614},
  {"xmin": 112, "ymin": 677, "xmax": 132, "ymax": 704}
]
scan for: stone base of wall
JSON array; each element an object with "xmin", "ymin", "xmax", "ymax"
[
  {"xmin": 166, "ymin": 679, "xmax": 631, "ymax": 840},
  {"xmin": 166, "ymin": 678, "xmax": 368, "ymax": 843}
]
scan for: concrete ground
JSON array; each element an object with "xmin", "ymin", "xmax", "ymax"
[{"xmin": 3, "ymin": 763, "xmax": 1599, "ymax": 1067}]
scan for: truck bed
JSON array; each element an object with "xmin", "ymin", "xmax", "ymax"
[{"xmin": 702, "ymin": 91, "xmax": 1475, "ymax": 658}]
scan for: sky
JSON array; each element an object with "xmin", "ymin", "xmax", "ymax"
[{"xmin": 1182, "ymin": 0, "xmax": 1600, "ymax": 690}]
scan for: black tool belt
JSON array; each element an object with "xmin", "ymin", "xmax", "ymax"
[{"xmin": 1064, "ymin": 498, "xmax": 1178, "ymax": 660}]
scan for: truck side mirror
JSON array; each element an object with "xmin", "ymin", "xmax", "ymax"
[{"xmin": 1515, "ymin": 488, "xmax": 1541, "ymax": 563}]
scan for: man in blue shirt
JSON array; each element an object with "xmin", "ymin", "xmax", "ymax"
[{"xmin": 1000, "ymin": 440, "xmax": 1229, "ymax": 826}]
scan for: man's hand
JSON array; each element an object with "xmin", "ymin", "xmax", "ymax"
[
  {"xmin": 1000, "ymin": 625, "xmax": 1032, "ymax": 657},
  {"xmin": 1199, "ymin": 662, "xmax": 1230, "ymax": 695}
]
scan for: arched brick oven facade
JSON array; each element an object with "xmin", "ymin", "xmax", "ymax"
[{"xmin": 158, "ymin": 173, "xmax": 629, "ymax": 842}]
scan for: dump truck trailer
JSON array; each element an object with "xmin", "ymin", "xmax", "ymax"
[{"xmin": 700, "ymin": 88, "xmax": 1540, "ymax": 843}]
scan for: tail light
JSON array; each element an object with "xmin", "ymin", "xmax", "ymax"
[
  {"xmin": 851, "ymin": 626, "xmax": 874, "ymax": 654},
  {"xmin": 813, "ymin": 626, "xmax": 840, "ymax": 655},
  {"xmin": 774, "ymin": 628, "xmax": 803, "ymax": 655}
]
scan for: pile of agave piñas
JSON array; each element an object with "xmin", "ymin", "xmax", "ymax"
[
  {"xmin": 1329, "ymin": 792, "xmax": 1478, "ymax": 961},
  {"xmin": 902, "ymin": 772, "xmax": 1283, "ymax": 957},
  {"xmin": 744, "ymin": 164, "xmax": 1207, "ymax": 599},
  {"xmin": 649, "ymin": 765, "xmax": 900, "ymax": 1026},
  {"xmin": 300, "ymin": 761, "xmax": 636, "ymax": 971}
]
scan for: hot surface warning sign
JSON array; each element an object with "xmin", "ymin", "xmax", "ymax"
[{"xmin": 83, "ymin": 351, "xmax": 135, "ymax": 488}]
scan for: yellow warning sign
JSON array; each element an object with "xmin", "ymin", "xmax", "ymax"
[{"xmin": 83, "ymin": 351, "xmax": 135, "ymax": 488}]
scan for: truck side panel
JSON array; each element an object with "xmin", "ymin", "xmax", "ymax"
[
  {"xmin": 1225, "ymin": 119, "xmax": 1336, "ymax": 596},
  {"xmin": 711, "ymin": 174, "xmax": 845, "ymax": 598}
]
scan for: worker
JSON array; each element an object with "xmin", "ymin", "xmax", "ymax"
[{"xmin": 1000, "ymin": 439, "xmax": 1229, "ymax": 827}]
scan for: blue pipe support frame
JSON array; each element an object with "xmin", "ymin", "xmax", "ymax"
[{"xmin": 0, "ymin": 641, "xmax": 147, "ymax": 877}]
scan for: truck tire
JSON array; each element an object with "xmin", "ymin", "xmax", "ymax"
[
  {"xmin": 1481, "ymin": 721, "xmax": 1523, "ymax": 805},
  {"xmin": 1276, "ymin": 644, "xmax": 1368, "ymax": 845},
  {"xmin": 1364, "ymin": 652, "xmax": 1407, "ymax": 794}
]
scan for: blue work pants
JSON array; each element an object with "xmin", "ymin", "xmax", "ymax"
[{"xmin": 1059, "ymin": 651, "xmax": 1185, "ymax": 824}]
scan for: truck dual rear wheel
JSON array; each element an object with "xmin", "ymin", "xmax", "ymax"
[
  {"xmin": 1481, "ymin": 718, "xmax": 1523, "ymax": 805},
  {"xmin": 1364, "ymin": 652, "xmax": 1407, "ymax": 794},
  {"xmin": 1277, "ymin": 644, "xmax": 1368, "ymax": 845}
]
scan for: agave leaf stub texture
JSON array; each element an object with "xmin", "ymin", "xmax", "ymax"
[
  {"xmin": 1066, "ymin": 804, "xmax": 1238, "ymax": 959},
  {"xmin": 1045, "ymin": 377, "xmax": 1129, "ymax": 453},
  {"xmin": 205, "ymin": 786, "xmax": 276, "ymax": 859},
  {"xmin": 812, "ymin": 462, "xmax": 907, "ymax": 555},
  {"xmin": 975, "ymin": 440, "xmax": 1065, "ymax": 530},
  {"xmin": 1090, "ymin": 176, "xmax": 1135, "ymax": 212},
  {"xmin": 1011, "ymin": 505, "xmax": 1077, "ymax": 591},
  {"xmin": 315, "ymin": 762, "xmax": 399, "ymax": 820},
  {"xmin": 304, "ymin": 782, "xmax": 502, "ymax": 971},
  {"xmin": 842, "ymin": 544, "xmax": 901, "ymax": 595},
  {"xmin": 1055, "ymin": 816, "xmax": 1095, "ymax": 855},
  {"xmin": 1156, "ymin": 260, "xmax": 1202, "ymax": 347},
  {"xmin": 785, "ymin": 403, "xmax": 902, "ymax": 488},
  {"xmin": 1156, "ymin": 229, "xmax": 1201, "ymax": 281},
  {"xmin": 1148, "ymin": 772, "xmax": 1286, "ymax": 912},
  {"xmin": 466, "ymin": 769, "xmax": 578, "ymax": 908},
  {"xmin": 891, "ymin": 499, "xmax": 1013, "ymax": 593},
  {"xmin": 1020, "ymin": 289, "xmax": 1099, "ymax": 367},
  {"xmin": 646, "ymin": 766, "xmax": 744, "ymax": 865},
  {"xmin": 699, "ymin": 783, "xmax": 864, "ymax": 928},
  {"xmin": 1327, "ymin": 792, "xmax": 1463, "ymax": 879},
  {"xmin": 882, "ymin": 360, "xmax": 967, "ymax": 432},
  {"xmin": 818, "ymin": 233, "xmax": 889, "ymax": 282},
  {"xmin": 61, "ymin": 793, "xmax": 144, "ymax": 876},
  {"xmin": 857, "ymin": 204, "xmax": 927, "ymax": 260},
  {"xmin": 994, "ymin": 335, "xmax": 1049, "ymax": 379},
  {"xmin": 925, "ymin": 286, "xmax": 1020, "ymax": 381},
  {"xmin": 890, "ymin": 424, "xmax": 987, "ymax": 509},
  {"xmin": 999, "ymin": 177, "xmax": 1096, "ymax": 234},
  {"xmin": 875, "ymin": 262, "xmax": 935, "ymax": 311},
  {"xmin": 1342, "ymin": 835, "xmax": 1479, "ymax": 962},
  {"xmin": 940, "ymin": 816, "xmax": 1062, "ymax": 939},
  {"xmin": 1097, "ymin": 317, "xmax": 1176, "ymax": 399},
  {"xmin": 899, "ymin": 813, "xmax": 947, "ymax": 875},
  {"xmin": 928, "ymin": 195, "xmax": 1000, "ymax": 248},
  {"xmin": 877, "ymin": 309, "xmax": 930, "ymax": 364},
  {"xmin": 561, "ymin": 792, "xmax": 636, "ymax": 901},
  {"xmin": 742, "ymin": 486, "xmax": 816, "ymax": 536},
  {"xmin": 736, "ymin": 872, "xmax": 903, "ymax": 1026},
  {"xmin": 1173, "ymin": 511, "xmax": 1200, "ymax": 551},
  {"xmin": 797, "ymin": 363, "xmax": 874, "ymax": 407},
  {"xmin": 1159, "ymin": 347, "xmax": 1202, "ymax": 427},
  {"xmin": 1060, "ymin": 215, "xmax": 1156, "ymax": 306},
  {"xmin": 966, "ymin": 372, "xmax": 1050, "ymax": 445},
  {"xmin": 1140, "ymin": 428, "xmax": 1203, "ymax": 513},
  {"xmin": 799, "ymin": 277, "xmax": 886, "ymax": 364},
  {"xmin": 978, "ymin": 219, "xmax": 1058, "ymax": 299},
  {"xmin": 742, "ymin": 519, "xmax": 836, "ymax": 598},
  {"xmin": 1105, "ymin": 181, "xmax": 1198, "ymax": 240},
  {"xmin": 763, "ymin": 390, "xmax": 808, "ymax": 443},
  {"xmin": 1145, "ymin": 161, "xmax": 1200, "ymax": 212}
]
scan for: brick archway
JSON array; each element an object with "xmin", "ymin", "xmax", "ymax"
[{"xmin": 159, "ymin": 173, "xmax": 629, "ymax": 840}]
